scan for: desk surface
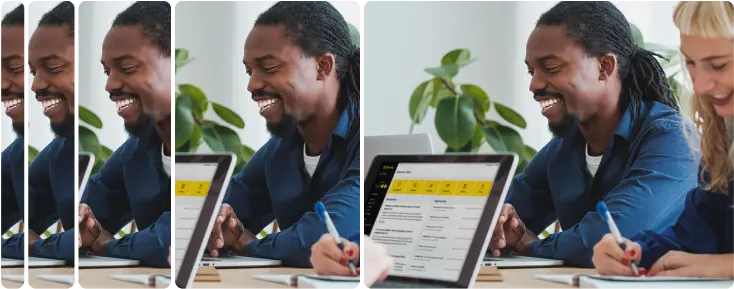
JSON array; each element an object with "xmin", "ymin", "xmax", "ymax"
[
  {"xmin": 73, "ymin": 267, "xmax": 594, "ymax": 289},
  {"xmin": 29, "ymin": 267, "xmax": 74, "ymax": 288},
  {"xmin": 2, "ymin": 267, "xmax": 24, "ymax": 289}
]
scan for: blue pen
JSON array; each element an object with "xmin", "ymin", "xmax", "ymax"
[
  {"xmin": 315, "ymin": 201, "xmax": 357, "ymax": 275},
  {"xmin": 597, "ymin": 201, "xmax": 640, "ymax": 276}
]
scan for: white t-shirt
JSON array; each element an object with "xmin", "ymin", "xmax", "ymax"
[
  {"xmin": 586, "ymin": 143, "xmax": 602, "ymax": 177},
  {"xmin": 162, "ymin": 145, "xmax": 171, "ymax": 177},
  {"xmin": 304, "ymin": 144, "xmax": 321, "ymax": 177}
]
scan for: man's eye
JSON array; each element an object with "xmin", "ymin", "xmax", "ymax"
[
  {"xmin": 262, "ymin": 66, "xmax": 278, "ymax": 73},
  {"xmin": 121, "ymin": 66, "xmax": 136, "ymax": 74},
  {"xmin": 45, "ymin": 66, "xmax": 62, "ymax": 73},
  {"xmin": 10, "ymin": 66, "xmax": 23, "ymax": 74}
]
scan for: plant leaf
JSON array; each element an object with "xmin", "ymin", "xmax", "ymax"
[
  {"xmin": 629, "ymin": 22, "xmax": 644, "ymax": 47},
  {"xmin": 494, "ymin": 102, "xmax": 527, "ymax": 129},
  {"xmin": 434, "ymin": 95, "xmax": 476, "ymax": 149},
  {"xmin": 425, "ymin": 63, "xmax": 459, "ymax": 79},
  {"xmin": 201, "ymin": 123, "xmax": 243, "ymax": 156},
  {"xmin": 175, "ymin": 96, "xmax": 196, "ymax": 149},
  {"xmin": 431, "ymin": 87, "xmax": 454, "ymax": 107},
  {"xmin": 189, "ymin": 125, "xmax": 202, "ymax": 152},
  {"xmin": 211, "ymin": 102, "xmax": 245, "ymax": 129},
  {"xmin": 441, "ymin": 49, "xmax": 473, "ymax": 67},
  {"xmin": 99, "ymin": 145, "xmax": 114, "ymax": 163},
  {"xmin": 178, "ymin": 84, "xmax": 208, "ymax": 118},
  {"xmin": 523, "ymin": 145, "xmax": 538, "ymax": 160},
  {"xmin": 408, "ymin": 80, "xmax": 435, "ymax": 124},
  {"xmin": 175, "ymin": 48, "xmax": 193, "ymax": 73},
  {"xmin": 470, "ymin": 124, "xmax": 484, "ymax": 152},
  {"xmin": 242, "ymin": 145, "xmax": 255, "ymax": 162},
  {"xmin": 482, "ymin": 121, "xmax": 525, "ymax": 156},
  {"xmin": 461, "ymin": 84, "xmax": 491, "ymax": 114},
  {"xmin": 29, "ymin": 146, "xmax": 39, "ymax": 163},
  {"xmin": 79, "ymin": 106, "xmax": 103, "ymax": 129},
  {"xmin": 79, "ymin": 126, "xmax": 101, "ymax": 154},
  {"xmin": 644, "ymin": 42, "xmax": 677, "ymax": 55}
]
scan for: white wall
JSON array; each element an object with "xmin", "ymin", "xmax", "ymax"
[
  {"xmin": 1, "ymin": 1, "xmax": 21, "ymax": 151},
  {"xmin": 79, "ymin": 1, "xmax": 135, "ymax": 150},
  {"xmin": 175, "ymin": 1, "xmax": 361, "ymax": 152},
  {"xmin": 364, "ymin": 1, "xmax": 681, "ymax": 153}
]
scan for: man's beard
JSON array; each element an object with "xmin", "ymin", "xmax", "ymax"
[
  {"xmin": 12, "ymin": 122, "xmax": 23, "ymax": 137},
  {"xmin": 266, "ymin": 114, "xmax": 297, "ymax": 138},
  {"xmin": 124, "ymin": 113, "xmax": 155, "ymax": 138},
  {"xmin": 548, "ymin": 111, "xmax": 580, "ymax": 138},
  {"xmin": 50, "ymin": 113, "xmax": 74, "ymax": 138}
]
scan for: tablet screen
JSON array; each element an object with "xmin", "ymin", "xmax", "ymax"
[
  {"xmin": 174, "ymin": 162, "xmax": 218, "ymax": 272},
  {"xmin": 365, "ymin": 162, "xmax": 499, "ymax": 282}
]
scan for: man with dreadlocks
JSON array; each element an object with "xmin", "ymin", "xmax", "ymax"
[
  {"xmin": 206, "ymin": 1, "xmax": 360, "ymax": 268},
  {"xmin": 488, "ymin": 1, "xmax": 700, "ymax": 267}
]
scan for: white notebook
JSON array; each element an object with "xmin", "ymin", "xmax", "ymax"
[
  {"xmin": 536, "ymin": 274, "xmax": 734, "ymax": 288},
  {"xmin": 253, "ymin": 274, "xmax": 360, "ymax": 288}
]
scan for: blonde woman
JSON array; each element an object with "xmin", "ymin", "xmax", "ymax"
[
  {"xmin": 310, "ymin": 234, "xmax": 392, "ymax": 286},
  {"xmin": 592, "ymin": 1, "xmax": 733, "ymax": 278}
]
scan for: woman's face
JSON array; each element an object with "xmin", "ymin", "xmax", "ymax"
[{"xmin": 680, "ymin": 34, "xmax": 734, "ymax": 117}]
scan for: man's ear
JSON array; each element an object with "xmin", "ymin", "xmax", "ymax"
[
  {"xmin": 316, "ymin": 53, "xmax": 335, "ymax": 81},
  {"xmin": 598, "ymin": 53, "xmax": 617, "ymax": 81}
]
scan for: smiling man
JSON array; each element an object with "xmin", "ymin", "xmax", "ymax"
[
  {"xmin": 27, "ymin": 1, "xmax": 76, "ymax": 262},
  {"xmin": 77, "ymin": 1, "xmax": 171, "ymax": 268},
  {"xmin": 487, "ymin": 1, "xmax": 701, "ymax": 267},
  {"xmin": 206, "ymin": 1, "xmax": 361, "ymax": 267},
  {"xmin": 1, "ymin": 3, "xmax": 25, "ymax": 261}
]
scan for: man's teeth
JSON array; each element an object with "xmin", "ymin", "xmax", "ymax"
[
  {"xmin": 2, "ymin": 99, "xmax": 23, "ymax": 112},
  {"xmin": 257, "ymin": 98, "xmax": 279, "ymax": 112},
  {"xmin": 116, "ymin": 98, "xmax": 137, "ymax": 111},
  {"xmin": 540, "ymin": 98, "xmax": 560, "ymax": 110},
  {"xmin": 42, "ymin": 98, "xmax": 62, "ymax": 111}
]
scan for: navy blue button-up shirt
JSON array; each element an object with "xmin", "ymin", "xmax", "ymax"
[
  {"xmin": 223, "ymin": 100, "xmax": 360, "ymax": 268},
  {"xmin": 507, "ymin": 101, "xmax": 700, "ymax": 267},
  {"xmin": 28, "ymin": 130, "xmax": 75, "ymax": 262},
  {"xmin": 633, "ymin": 169, "xmax": 733, "ymax": 268},
  {"xmin": 2, "ymin": 136, "xmax": 25, "ymax": 259},
  {"xmin": 81, "ymin": 123, "xmax": 171, "ymax": 267}
]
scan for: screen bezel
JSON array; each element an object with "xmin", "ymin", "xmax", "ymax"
[
  {"xmin": 78, "ymin": 153, "xmax": 94, "ymax": 190},
  {"xmin": 364, "ymin": 154, "xmax": 518, "ymax": 288},
  {"xmin": 174, "ymin": 153, "xmax": 236, "ymax": 289}
]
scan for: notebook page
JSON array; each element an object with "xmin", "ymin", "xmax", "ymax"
[{"xmin": 174, "ymin": 163, "xmax": 219, "ymax": 272}]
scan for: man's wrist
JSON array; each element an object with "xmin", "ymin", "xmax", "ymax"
[
  {"xmin": 90, "ymin": 230, "xmax": 114, "ymax": 256},
  {"xmin": 232, "ymin": 230, "xmax": 254, "ymax": 256},
  {"xmin": 512, "ymin": 230, "xmax": 538, "ymax": 256}
]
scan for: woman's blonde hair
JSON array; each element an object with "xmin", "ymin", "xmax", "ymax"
[{"xmin": 674, "ymin": 1, "xmax": 734, "ymax": 194}]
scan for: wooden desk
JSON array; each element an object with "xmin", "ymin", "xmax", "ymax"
[
  {"xmin": 79, "ymin": 267, "xmax": 171, "ymax": 288},
  {"xmin": 190, "ymin": 266, "xmax": 596, "ymax": 288},
  {"xmin": 1, "ymin": 267, "xmax": 24, "ymax": 289},
  {"xmin": 29, "ymin": 267, "xmax": 74, "ymax": 288}
]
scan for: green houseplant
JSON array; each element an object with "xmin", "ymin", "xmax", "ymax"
[
  {"xmin": 79, "ymin": 106, "xmax": 115, "ymax": 174},
  {"xmin": 629, "ymin": 23, "xmax": 685, "ymax": 104},
  {"xmin": 408, "ymin": 49, "xmax": 537, "ymax": 175}
]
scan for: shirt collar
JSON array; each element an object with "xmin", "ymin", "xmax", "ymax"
[
  {"xmin": 613, "ymin": 100, "xmax": 647, "ymax": 141},
  {"xmin": 331, "ymin": 99, "xmax": 354, "ymax": 140}
]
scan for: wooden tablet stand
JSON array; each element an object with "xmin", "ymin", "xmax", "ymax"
[{"xmin": 194, "ymin": 266, "xmax": 221, "ymax": 282}]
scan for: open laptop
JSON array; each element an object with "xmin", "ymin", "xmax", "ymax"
[
  {"xmin": 176, "ymin": 153, "xmax": 281, "ymax": 289},
  {"xmin": 365, "ymin": 154, "xmax": 518, "ymax": 288},
  {"xmin": 1, "ymin": 258, "xmax": 23, "ymax": 267},
  {"xmin": 77, "ymin": 152, "xmax": 141, "ymax": 268}
]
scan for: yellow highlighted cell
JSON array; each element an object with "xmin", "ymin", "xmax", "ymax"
[
  {"xmin": 472, "ymin": 181, "xmax": 493, "ymax": 196},
  {"xmin": 438, "ymin": 180, "xmax": 457, "ymax": 195},
  {"xmin": 406, "ymin": 180, "xmax": 424, "ymax": 194},
  {"xmin": 456, "ymin": 181, "xmax": 474, "ymax": 196},
  {"xmin": 190, "ymin": 181, "xmax": 211, "ymax": 197},
  {"xmin": 389, "ymin": 180, "xmax": 406, "ymax": 194},
  {"xmin": 175, "ymin": 181, "xmax": 192, "ymax": 196},
  {"xmin": 423, "ymin": 181, "xmax": 440, "ymax": 195}
]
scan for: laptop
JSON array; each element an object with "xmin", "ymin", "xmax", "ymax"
[
  {"xmin": 365, "ymin": 133, "xmax": 434, "ymax": 170},
  {"xmin": 483, "ymin": 254, "xmax": 563, "ymax": 268},
  {"xmin": 1, "ymin": 258, "xmax": 23, "ymax": 267},
  {"xmin": 175, "ymin": 153, "xmax": 281, "ymax": 289},
  {"xmin": 77, "ymin": 152, "xmax": 141, "ymax": 268},
  {"xmin": 27, "ymin": 257, "xmax": 66, "ymax": 267},
  {"xmin": 365, "ymin": 154, "xmax": 518, "ymax": 288}
]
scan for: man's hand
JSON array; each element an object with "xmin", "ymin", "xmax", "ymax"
[
  {"xmin": 489, "ymin": 204, "xmax": 527, "ymax": 256},
  {"xmin": 88, "ymin": 228, "xmax": 115, "ymax": 256},
  {"xmin": 207, "ymin": 204, "xmax": 253, "ymax": 257},
  {"xmin": 78, "ymin": 204, "xmax": 101, "ymax": 248},
  {"xmin": 648, "ymin": 252, "xmax": 734, "ymax": 278},
  {"xmin": 27, "ymin": 230, "xmax": 40, "ymax": 254}
]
